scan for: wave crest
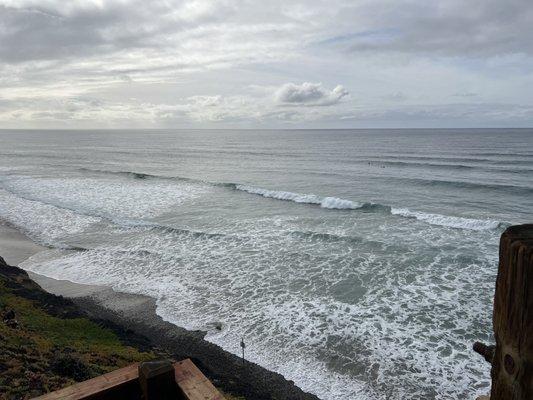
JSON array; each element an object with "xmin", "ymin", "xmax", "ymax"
[
  {"xmin": 390, "ymin": 208, "xmax": 504, "ymax": 231},
  {"xmin": 78, "ymin": 168, "xmax": 506, "ymax": 231},
  {"xmin": 235, "ymin": 185, "xmax": 366, "ymax": 210}
]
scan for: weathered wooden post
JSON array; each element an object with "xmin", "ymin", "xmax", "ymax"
[
  {"xmin": 488, "ymin": 224, "xmax": 533, "ymax": 399},
  {"xmin": 138, "ymin": 359, "xmax": 178, "ymax": 400}
]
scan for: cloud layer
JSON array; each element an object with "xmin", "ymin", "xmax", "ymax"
[{"xmin": 0, "ymin": 0, "xmax": 532, "ymax": 128}]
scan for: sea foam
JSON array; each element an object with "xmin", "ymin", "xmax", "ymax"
[
  {"xmin": 235, "ymin": 185, "xmax": 364, "ymax": 210},
  {"xmin": 390, "ymin": 208, "xmax": 502, "ymax": 231}
]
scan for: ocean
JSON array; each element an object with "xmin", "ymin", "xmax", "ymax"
[{"xmin": 0, "ymin": 128, "xmax": 532, "ymax": 399}]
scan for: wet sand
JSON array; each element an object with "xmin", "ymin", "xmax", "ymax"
[{"xmin": 0, "ymin": 222, "xmax": 47, "ymax": 266}]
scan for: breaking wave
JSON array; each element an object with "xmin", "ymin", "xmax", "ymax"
[
  {"xmin": 78, "ymin": 167, "xmax": 196, "ymax": 183},
  {"xmin": 233, "ymin": 184, "xmax": 390, "ymax": 212},
  {"xmin": 76, "ymin": 168, "xmax": 507, "ymax": 231},
  {"xmin": 234, "ymin": 184, "xmax": 367, "ymax": 210},
  {"xmin": 232, "ymin": 184, "xmax": 505, "ymax": 230},
  {"xmin": 391, "ymin": 208, "xmax": 505, "ymax": 231}
]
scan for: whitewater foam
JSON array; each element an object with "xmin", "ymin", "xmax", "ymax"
[
  {"xmin": 17, "ymin": 215, "xmax": 499, "ymax": 400},
  {"xmin": 235, "ymin": 185, "xmax": 364, "ymax": 210},
  {"xmin": 0, "ymin": 170, "xmax": 503, "ymax": 400},
  {"xmin": 0, "ymin": 188, "xmax": 101, "ymax": 247},
  {"xmin": 391, "ymin": 208, "xmax": 502, "ymax": 231},
  {"xmin": 0, "ymin": 174, "xmax": 207, "ymax": 221}
]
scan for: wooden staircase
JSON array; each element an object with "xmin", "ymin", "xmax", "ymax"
[{"xmin": 32, "ymin": 359, "xmax": 225, "ymax": 400}]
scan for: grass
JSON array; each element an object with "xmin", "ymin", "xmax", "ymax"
[
  {"xmin": 220, "ymin": 391, "xmax": 247, "ymax": 400},
  {"xmin": 0, "ymin": 280, "xmax": 153, "ymax": 399}
]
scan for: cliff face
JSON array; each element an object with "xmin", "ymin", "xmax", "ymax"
[
  {"xmin": 0, "ymin": 257, "xmax": 81, "ymax": 318},
  {"xmin": 0, "ymin": 256, "xmax": 153, "ymax": 399}
]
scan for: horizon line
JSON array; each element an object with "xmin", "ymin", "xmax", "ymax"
[{"xmin": 1, "ymin": 127, "xmax": 532, "ymax": 131}]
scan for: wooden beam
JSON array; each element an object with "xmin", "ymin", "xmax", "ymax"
[
  {"xmin": 32, "ymin": 363, "xmax": 141, "ymax": 400},
  {"xmin": 174, "ymin": 359, "xmax": 225, "ymax": 400},
  {"xmin": 491, "ymin": 224, "xmax": 533, "ymax": 399},
  {"xmin": 32, "ymin": 359, "xmax": 226, "ymax": 400}
]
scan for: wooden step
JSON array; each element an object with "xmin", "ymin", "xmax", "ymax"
[
  {"xmin": 32, "ymin": 363, "xmax": 141, "ymax": 400},
  {"xmin": 174, "ymin": 359, "xmax": 225, "ymax": 400},
  {"xmin": 31, "ymin": 359, "xmax": 225, "ymax": 400}
]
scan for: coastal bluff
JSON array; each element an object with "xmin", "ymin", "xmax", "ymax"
[{"xmin": 0, "ymin": 256, "xmax": 319, "ymax": 400}]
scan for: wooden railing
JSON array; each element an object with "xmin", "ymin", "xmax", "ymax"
[{"xmin": 32, "ymin": 359, "xmax": 225, "ymax": 400}]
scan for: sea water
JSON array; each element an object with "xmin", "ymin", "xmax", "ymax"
[{"xmin": 0, "ymin": 128, "xmax": 532, "ymax": 399}]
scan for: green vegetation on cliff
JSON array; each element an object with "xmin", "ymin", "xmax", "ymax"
[{"xmin": 0, "ymin": 257, "xmax": 153, "ymax": 399}]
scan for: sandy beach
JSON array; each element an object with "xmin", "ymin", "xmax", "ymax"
[{"xmin": 0, "ymin": 223, "xmax": 47, "ymax": 266}]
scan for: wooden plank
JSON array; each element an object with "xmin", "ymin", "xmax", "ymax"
[
  {"xmin": 32, "ymin": 359, "xmax": 226, "ymax": 400},
  {"xmin": 32, "ymin": 363, "xmax": 141, "ymax": 400},
  {"xmin": 174, "ymin": 359, "xmax": 225, "ymax": 400},
  {"xmin": 491, "ymin": 224, "xmax": 533, "ymax": 399}
]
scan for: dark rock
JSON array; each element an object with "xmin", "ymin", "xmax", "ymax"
[
  {"xmin": 50, "ymin": 353, "xmax": 91, "ymax": 381},
  {"xmin": 3, "ymin": 309, "xmax": 15, "ymax": 320},
  {"xmin": 5, "ymin": 318, "xmax": 19, "ymax": 329},
  {"xmin": 25, "ymin": 371, "xmax": 44, "ymax": 390}
]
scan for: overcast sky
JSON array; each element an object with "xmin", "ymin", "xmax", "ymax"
[{"xmin": 1, "ymin": 0, "xmax": 532, "ymax": 129}]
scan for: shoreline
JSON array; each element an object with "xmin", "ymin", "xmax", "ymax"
[
  {"xmin": 0, "ymin": 222, "xmax": 319, "ymax": 400},
  {"xmin": 0, "ymin": 222, "xmax": 48, "ymax": 266}
]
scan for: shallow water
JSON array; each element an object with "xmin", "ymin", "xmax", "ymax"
[{"xmin": 1, "ymin": 128, "xmax": 532, "ymax": 399}]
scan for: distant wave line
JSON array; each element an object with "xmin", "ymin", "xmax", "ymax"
[
  {"xmin": 79, "ymin": 166, "xmax": 533, "ymax": 195},
  {"xmin": 75, "ymin": 167, "xmax": 509, "ymax": 231}
]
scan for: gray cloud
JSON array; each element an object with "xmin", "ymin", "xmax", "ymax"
[
  {"xmin": 275, "ymin": 82, "xmax": 348, "ymax": 106},
  {"xmin": 2, "ymin": 1, "xmax": 532, "ymax": 65},
  {"xmin": 453, "ymin": 92, "xmax": 477, "ymax": 98},
  {"xmin": 340, "ymin": 0, "xmax": 533, "ymax": 56},
  {"xmin": 0, "ymin": 4, "xmax": 122, "ymax": 63},
  {"xmin": 383, "ymin": 92, "xmax": 407, "ymax": 102},
  {"xmin": 0, "ymin": 1, "xmax": 236, "ymax": 63},
  {"xmin": 341, "ymin": 103, "xmax": 533, "ymax": 124}
]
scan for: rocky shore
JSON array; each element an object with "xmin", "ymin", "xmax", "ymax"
[{"xmin": 0, "ymin": 254, "xmax": 319, "ymax": 400}]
